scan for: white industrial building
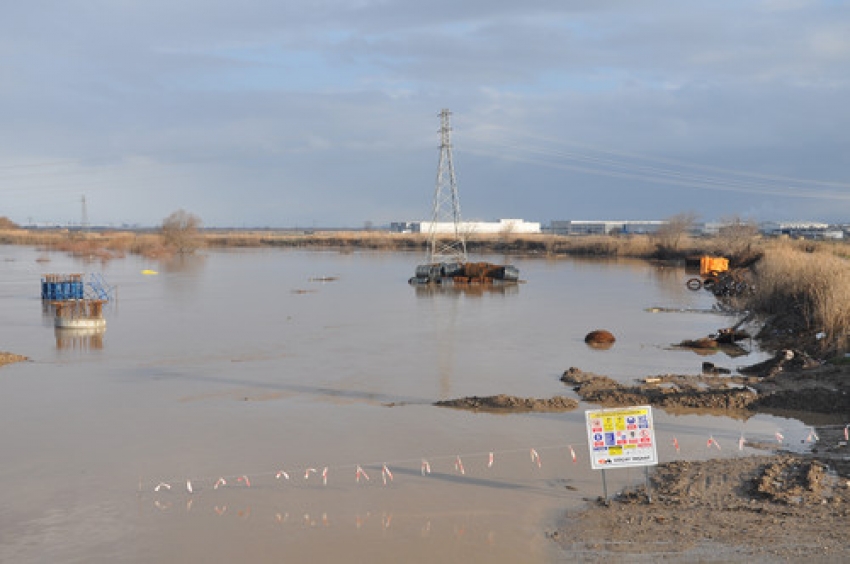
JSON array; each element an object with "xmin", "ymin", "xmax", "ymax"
[
  {"xmin": 759, "ymin": 221, "xmax": 843, "ymax": 239},
  {"xmin": 393, "ymin": 218, "xmax": 541, "ymax": 235},
  {"xmin": 549, "ymin": 220, "xmax": 668, "ymax": 235}
]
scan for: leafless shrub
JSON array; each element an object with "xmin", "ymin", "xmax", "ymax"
[{"xmin": 161, "ymin": 210, "xmax": 203, "ymax": 254}]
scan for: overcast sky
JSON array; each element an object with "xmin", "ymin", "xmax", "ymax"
[{"xmin": 2, "ymin": 1, "xmax": 849, "ymax": 228}]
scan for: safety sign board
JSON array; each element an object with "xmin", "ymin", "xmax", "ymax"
[{"xmin": 585, "ymin": 405, "xmax": 658, "ymax": 470}]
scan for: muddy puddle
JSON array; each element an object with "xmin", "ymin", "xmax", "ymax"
[{"xmin": 0, "ymin": 245, "xmax": 809, "ymax": 563}]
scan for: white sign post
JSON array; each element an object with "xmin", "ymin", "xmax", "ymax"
[{"xmin": 585, "ymin": 405, "xmax": 658, "ymax": 502}]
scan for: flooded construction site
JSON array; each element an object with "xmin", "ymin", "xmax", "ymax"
[{"xmin": 0, "ymin": 244, "xmax": 816, "ymax": 563}]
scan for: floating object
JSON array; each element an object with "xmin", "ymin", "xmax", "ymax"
[
  {"xmin": 52, "ymin": 299, "xmax": 106, "ymax": 329},
  {"xmin": 409, "ymin": 261, "xmax": 520, "ymax": 287},
  {"xmin": 141, "ymin": 269, "xmax": 158, "ymax": 276},
  {"xmin": 41, "ymin": 274, "xmax": 84, "ymax": 300},
  {"xmin": 585, "ymin": 329, "xmax": 615, "ymax": 350},
  {"xmin": 585, "ymin": 330, "xmax": 615, "ymax": 345}
]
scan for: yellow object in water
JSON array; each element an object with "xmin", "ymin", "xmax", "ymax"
[
  {"xmin": 141, "ymin": 269, "xmax": 159, "ymax": 275},
  {"xmin": 700, "ymin": 256, "xmax": 729, "ymax": 277}
]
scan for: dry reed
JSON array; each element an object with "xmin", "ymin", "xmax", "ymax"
[{"xmin": 744, "ymin": 245, "xmax": 850, "ymax": 353}]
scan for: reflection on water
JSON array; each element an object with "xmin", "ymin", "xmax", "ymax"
[
  {"xmin": 412, "ymin": 281, "xmax": 520, "ymax": 298},
  {"xmin": 55, "ymin": 327, "xmax": 105, "ymax": 350}
]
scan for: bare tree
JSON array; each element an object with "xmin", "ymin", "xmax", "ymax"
[
  {"xmin": 716, "ymin": 215, "xmax": 759, "ymax": 261},
  {"xmin": 0, "ymin": 216, "xmax": 19, "ymax": 230},
  {"xmin": 161, "ymin": 209, "xmax": 203, "ymax": 254},
  {"xmin": 654, "ymin": 212, "xmax": 698, "ymax": 256}
]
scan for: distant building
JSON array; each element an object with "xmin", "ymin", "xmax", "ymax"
[
  {"xmin": 392, "ymin": 218, "xmax": 541, "ymax": 235},
  {"xmin": 390, "ymin": 221, "xmax": 420, "ymax": 233},
  {"xmin": 759, "ymin": 221, "xmax": 842, "ymax": 240},
  {"xmin": 549, "ymin": 220, "xmax": 668, "ymax": 235}
]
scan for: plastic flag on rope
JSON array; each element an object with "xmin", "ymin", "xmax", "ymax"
[
  {"xmin": 304, "ymin": 468, "xmax": 317, "ymax": 480},
  {"xmin": 421, "ymin": 459, "xmax": 431, "ymax": 476},
  {"xmin": 569, "ymin": 445, "xmax": 577, "ymax": 464},
  {"xmin": 356, "ymin": 465, "xmax": 370, "ymax": 483},
  {"xmin": 214, "ymin": 505, "xmax": 226, "ymax": 516},
  {"xmin": 775, "ymin": 431, "xmax": 784, "ymax": 443},
  {"xmin": 154, "ymin": 482, "xmax": 171, "ymax": 492},
  {"xmin": 455, "ymin": 455, "xmax": 465, "ymax": 475},
  {"xmin": 186, "ymin": 480, "xmax": 193, "ymax": 494},
  {"xmin": 238, "ymin": 475, "xmax": 251, "ymax": 487},
  {"xmin": 382, "ymin": 464, "xmax": 393, "ymax": 485},
  {"xmin": 806, "ymin": 428, "xmax": 819, "ymax": 443},
  {"xmin": 739, "ymin": 435, "xmax": 745, "ymax": 451},
  {"xmin": 322, "ymin": 467, "xmax": 328, "ymax": 486},
  {"xmin": 673, "ymin": 437, "xmax": 680, "ymax": 453},
  {"xmin": 530, "ymin": 448, "xmax": 542, "ymax": 468},
  {"xmin": 845, "ymin": 425, "xmax": 849, "ymax": 441},
  {"xmin": 707, "ymin": 436, "xmax": 721, "ymax": 450},
  {"xmin": 214, "ymin": 477, "xmax": 226, "ymax": 490},
  {"xmin": 276, "ymin": 470, "xmax": 290, "ymax": 480},
  {"xmin": 488, "ymin": 452, "xmax": 494, "ymax": 468}
]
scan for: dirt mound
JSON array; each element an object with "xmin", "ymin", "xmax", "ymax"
[
  {"xmin": 754, "ymin": 457, "xmax": 832, "ymax": 504},
  {"xmin": 551, "ymin": 454, "xmax": 850, "ymax": 560},
  {"xmin": 434, "ymin": 394, "xmax": 578, "ymax": 412},
  {"xmin": 560, "ymin": 367, "xmax": 758, "ymax": 411}
]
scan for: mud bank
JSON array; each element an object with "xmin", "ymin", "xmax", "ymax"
[
  {"xmin": 550, "ymin": 454, "xmax": 850, "ymax": 562},
  {"xmin": 560, "ymin": 363, "xmax": 850, "ymax": 415},
  {"xmin": 434, "ymin": 362, "xmax": 850, "ymax": 561},
  {"xmin": 0, "ymin": 352, "xmax": 28, "ymax": 367},
  {"xmin": 434, "ymin": 394, "xmax": 578, "ymax": 412}
]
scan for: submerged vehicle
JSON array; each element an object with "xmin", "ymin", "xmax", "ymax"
[{"xmin": 408, "ymin": 261, "xmax": 520, "ymax": 286}]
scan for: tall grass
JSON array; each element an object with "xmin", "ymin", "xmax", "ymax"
[{"xmin": 744, "ymin": 245, "xmax": 850, "ymax": 354}]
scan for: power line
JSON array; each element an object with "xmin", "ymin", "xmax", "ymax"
[{"xmin": 464, "ymin": 126, "xmax": 850, "ymax": 201}]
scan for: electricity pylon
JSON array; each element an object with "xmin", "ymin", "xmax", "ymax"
[{"xmin": 427, "ymin": 109, "xmax": 467, "ymax": 265}]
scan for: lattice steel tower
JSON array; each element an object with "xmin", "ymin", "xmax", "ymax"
[{"xmin": 428, "ymin": 109, "xmax": 467, "ymax": 265}]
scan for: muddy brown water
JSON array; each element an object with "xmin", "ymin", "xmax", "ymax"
[{"xmin": 0, "ymin": 246, "xmax": 813, "ymax": 563}]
